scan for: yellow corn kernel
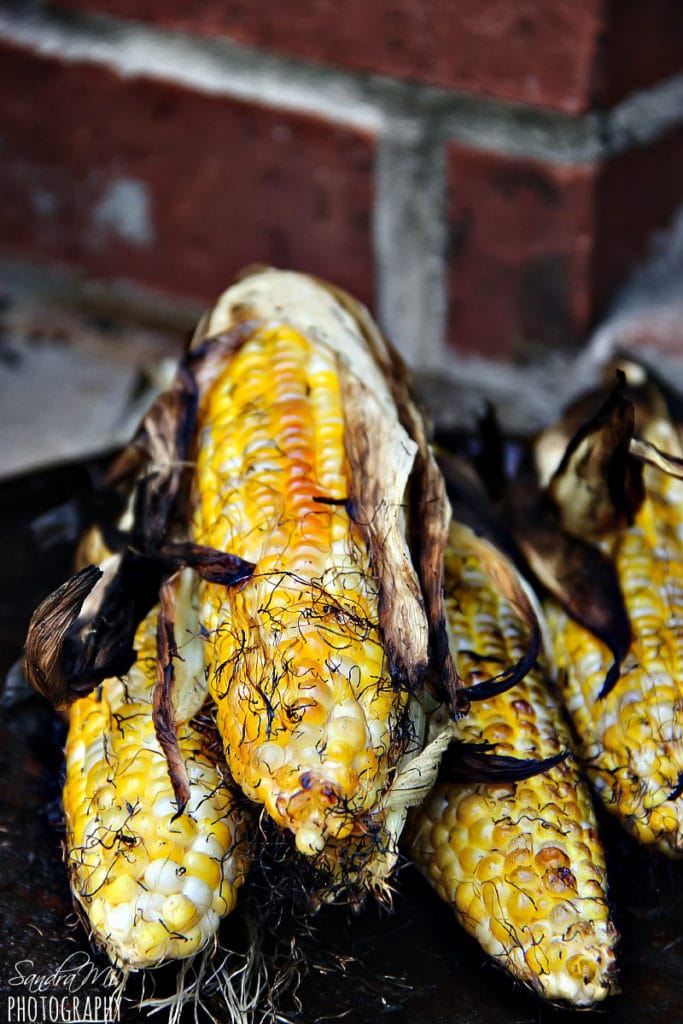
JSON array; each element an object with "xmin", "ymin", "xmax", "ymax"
[
  {"xmin": 407, "ymin": 524, "xmax": 616, "ymax": 1006},
  {"xmin": 191, "ymin": 321, "xmax": 410, "ymax": 857},
  {"xmin": 162, "ymin": 894, "xmax": 200, "ymax": 932},
  {"xmin": 101, "ymin": 873, "xmax": 139, "ymax": 907},
  {"xmin": 63, "ymin": 608, "xmax": 253, "ymax": 970},
  {"xmin": 549, "ymin": 418, "xmax": 683, "ymax": 856}
]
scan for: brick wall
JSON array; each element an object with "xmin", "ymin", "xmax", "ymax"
[{"xmin": 0, "ymin": 2, "xmax": 681, "ymax": 373}]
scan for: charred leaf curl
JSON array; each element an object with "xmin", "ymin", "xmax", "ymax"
[
  {"xmin": 339, "ymin": 364, "xmax": 430, "ymax": 695},
  {"xmin": 544, "ymin": 370, "xmax": 645, "ymax": 539},
  {"xmin": 106, "ymin": 363, "xmax": 199, "ymax": 555},
  {"xmin": 510, "ymin": 469, "xmax": 631, "ymax": 700},
  {"xmin": 23, "ymin": 541, "xmax": 254, "ymax": 711},
  {"xmin": 153, "ymin": 574, "xmax": 191, "ymax": 817},
  {"xmin": 435, "ymin": 456, "xmax": 543, "ymax": 704},
  {"xmin": 23, "ymin": 565, "xmax": 104, "ymax": 705},
  {"xmin": 23, "ymin": 351, "xmax": 253, "ymax": 710},
  {"xmin": 391, "ymin": 380, "xmax": 462, "ymax": 714},
  {"xmin": 438, "ymin": 742, "xmax": 569, "ymax": 785},
  {"xmin": 23, "ymin": 551, "xmax": 168, "ymax": 707},
  {"xmin": 507, "ymin": 374, "xmax": 650, "ymax": 699},
  {"xmin": 160, "ymin": 542, "xmax": 255, "ymax": 586},
  {"xmin": 329, "ymin": 285, "xmax": 462, "ymax": 715},
  {"xmin": 446, "ymin": 521, "xmax": 542, "ymax": 703},
  {"xmin": 629, "ymin": 437, "xmax": 683, "ymax": 480}
]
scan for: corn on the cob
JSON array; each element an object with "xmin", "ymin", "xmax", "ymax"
[
  {"xmin": 63, "ymin": 592, "xmax": 253, "ymax": 969},
  {"xmin": 407, "ymin": 523, "xmax": 616, "ymax": 1005},
  {"xmin": 549, "ymin": 415, "xmax": 683, "ymax": 855},
  {"xmin": 189, "ymin": 271, "xmax": 429, "ymax": 860},
  {"xmin": 25, "ymin": 267, "xmax": 451, "ymax": 960}
]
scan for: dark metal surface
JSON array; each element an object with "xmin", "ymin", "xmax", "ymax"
[{"xmin": 2, "ymin": 460, "xmax": 683, "ymax": 1024}]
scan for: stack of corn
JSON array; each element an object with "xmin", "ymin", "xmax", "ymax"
[
  {"xmin": 408, "ymin": 522, "xmax": 616, "ymax": 1005},
  {"xmin": 28, "ymin": 269, "xmax": 665, "ymax": 1012},
  {"xmin": 25, "ymin": 268, "xmax": 450, "ymax": 971}
]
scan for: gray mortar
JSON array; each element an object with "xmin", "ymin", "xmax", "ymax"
[{"xmin": 2, "ymin": 5, "xmax": 681, "ymax": 158}]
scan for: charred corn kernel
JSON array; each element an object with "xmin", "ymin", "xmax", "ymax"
[
  {"xmin": 63, "ymin": 609, "xmax": 253, "ymax": 970},
  {"xmin": 550, "ymin": 419, "xmax": 683, "ymax": 856},
  {"xmin": 191, "ymin": 320, "xmax": 411, "ymax": 856},
  {"xmin": 407, "ymin": 524, "xmax": 616, "ymax": 1006}
]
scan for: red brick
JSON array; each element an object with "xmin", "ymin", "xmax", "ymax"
[
  {"xmin": 0, "ymin": 41, "xmax": 375, "ymax": 307},
  {"xmin": 55, "ymin": 0, "xmax": 604, "ymax": 114},
  {"xmin": 593, "ymin": 129, "xmax": 683, "ymax": 309},
  {"xmin": 445, "ymin": 134, "xmax": 683, "ymax": 359},
  {"xmin": 446, "ymin": 147, "xmax": 596, "ymax": 358},
  {"xmin": 598, "ymin": 0, "xmax": 683, "ymax": 108}
]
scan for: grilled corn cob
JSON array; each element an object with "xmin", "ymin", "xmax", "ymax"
[
  {"xmin": 549, "ymin": 416, "xmax": 683, "ymax": 855},
  {"xmin": 63, "ymin": 588, "xmax": 252, "ymax": 969},
  {"xmin": 189, "ymin": 271, "xmax": 428, "ymax": 860},
  {"xmin": 25, "ymin": 267, "xmax": 450, "ymax": 952},
  {"xmin": 407, "ymin": 523, "xmax": 616, "ymax": 1005}
]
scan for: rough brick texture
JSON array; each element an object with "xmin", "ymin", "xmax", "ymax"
[
  {"xmin": 0, "ymin": 41, "xmax": 375, "ymax": 307},
  {"xmin": 600, "ymin": 0, "xmax": 683, "ymax": 109},
  {"xmin": 594, "ymin": 129, "xmax": 683, "ymax": 311},
  {"xmin": 446, "ymin": 134, "xmax": 683, "ymax": 359},
  {"xmin": 446, "ymin": 149, "xmax": 594, "ymax": 358},
  {"xmin": 53, "ymin": 0, "xmax": 682, "ymax": 113}
]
